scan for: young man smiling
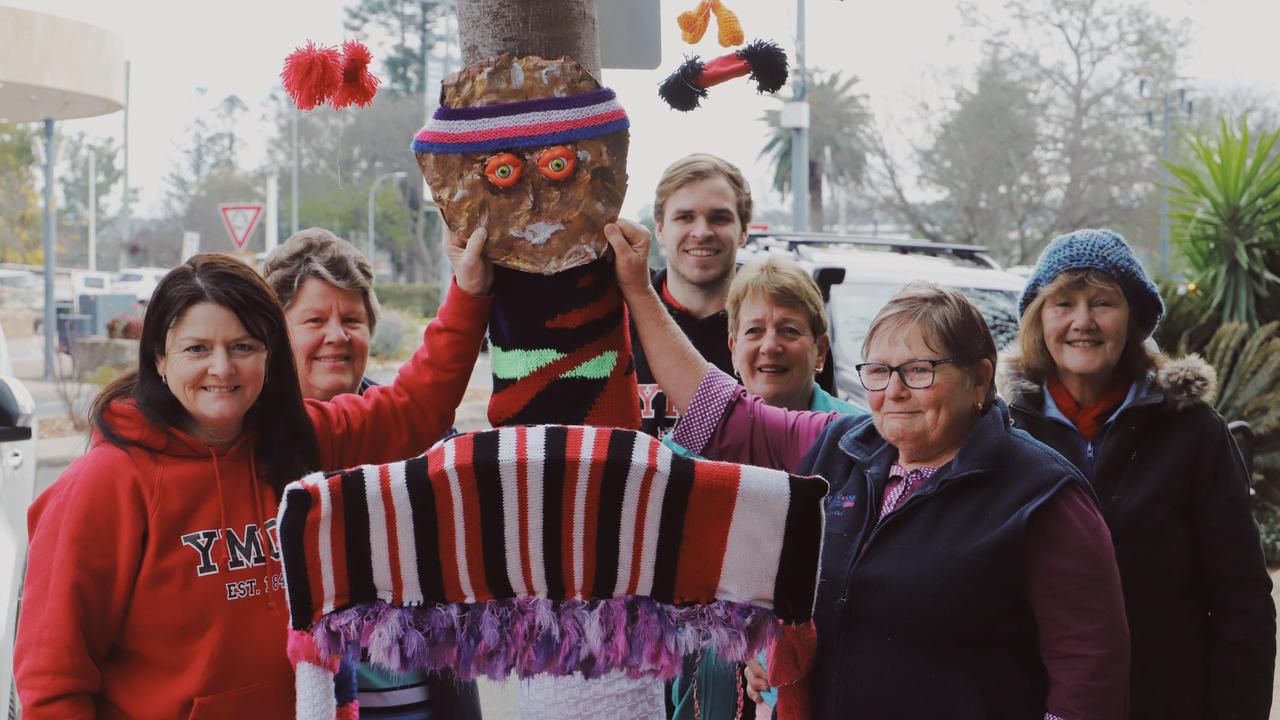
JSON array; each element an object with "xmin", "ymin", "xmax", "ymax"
[{"xmin": 632, "ymin": 153, "xmax": 751, "ymax": 439}]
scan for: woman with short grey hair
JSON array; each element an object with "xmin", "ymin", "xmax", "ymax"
[{"xmin": 263, "ymin": 227, "xmax": 482, "ymax": 719}]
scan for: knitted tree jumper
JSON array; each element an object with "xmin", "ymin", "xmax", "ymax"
[
  {"xmin": 280, "ymin": 426, "xmax": 826, "ymax": 720},
  {"xmin": 486, "ymin": 261, "xmax": 642, "ymax": 429},
  {"xmin": 414, "ymin": 55, "xmax": 641, "ymax": 430}
]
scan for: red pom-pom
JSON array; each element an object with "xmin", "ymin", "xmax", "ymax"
[
  {"xmin": 332, "ymin": 39, "xmax": 380, "ymax": 109},
  {"xmin": 281, "ymin": 41, "xmax": 343, "ymax": 111}
]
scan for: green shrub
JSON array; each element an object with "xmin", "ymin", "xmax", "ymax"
[
  {"xmin": 1154, "ymin": 281, "xmax": 1215, "ymax": 356},
  {"xmin": 1253, "ymin": 502, "xmax": 1280, "ymax": 568},
  {"xmin": 1201, "ymin": 322, "xmax": 1280, "ymax": 465},
  {"xmin": 1166, "ymin": 118, "xmax": 1280, "ymax": 328},
  {"xmin": 370, "ymin": 308, "xmax": 407, "ymax": 359},
  {"xmin": 375, "ymin": 283, "xmax": 441, "ymax": 316},
  {"xmin": 1196, "ymin": 322, "xmax": 1280, "ymax": 555}
]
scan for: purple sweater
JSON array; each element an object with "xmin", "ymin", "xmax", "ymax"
[{"xmin": 671, "ymin": 367, "xmax": 1130, "ymax": 720}]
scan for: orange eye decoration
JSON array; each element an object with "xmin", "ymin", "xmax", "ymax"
[
  {"xmin": 484, "ymin": 152, "xmax": 523, "ymax": 188},
  {"xmin": 537, "ymin": 146, "xmax": 577, "ymax": 182}
]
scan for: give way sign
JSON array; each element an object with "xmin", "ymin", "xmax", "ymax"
[{"xmin": 218, "ymin": 203, "xmax": 264, "ymax": 250}]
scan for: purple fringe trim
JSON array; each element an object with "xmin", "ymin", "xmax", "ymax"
[{"xmin": 310, "ymin": 596, "xmax": 780, "ymax": 681}]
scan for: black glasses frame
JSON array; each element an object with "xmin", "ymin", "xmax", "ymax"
[{"xmin": 854, "ymin": 358, "xmax": 955, "ymax": 391}]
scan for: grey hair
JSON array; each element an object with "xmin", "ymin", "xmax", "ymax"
[{"xmin": 262, "ymin": 227, "xmax": 379, "ymax": 331}]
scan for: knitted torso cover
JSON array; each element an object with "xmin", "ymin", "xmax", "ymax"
[
  {"xmin": 487, "ymin": 262, "xmax": 642, "ymax": 429},
  {"xmin": 280, "ymin": 426, "xmax": 825, "ymax": 719}
]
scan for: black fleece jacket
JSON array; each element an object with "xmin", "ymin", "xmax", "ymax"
[{"xmin": 1000, "ymin": 354, "xmax": 1275, "ymax": 720}]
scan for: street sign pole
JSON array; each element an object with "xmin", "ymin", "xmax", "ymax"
[
  {"xmin": 42, "ymin": 119, "xmax": 56, "ymax": 381},
  {"xmin": 790, "ymin": 0, "xmax": 809, "ymax": 233}
]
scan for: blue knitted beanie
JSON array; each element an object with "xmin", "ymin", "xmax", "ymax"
[{"xmin": 1019, "ymin": 229, "xmax": 1164, "ymax": 337}]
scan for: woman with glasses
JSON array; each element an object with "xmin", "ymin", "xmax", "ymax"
[
  {"xmin": 1000, "ymin": 229, "xmax": 1274, "ymax": 720},
  {"xmin": 605, "ymin": 219, "xmax": 1131, "ymax": 719}
]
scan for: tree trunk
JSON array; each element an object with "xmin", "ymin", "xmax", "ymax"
[{"xmin": 456, "ymin": 0, "xmax": 600, "ymax": 77}]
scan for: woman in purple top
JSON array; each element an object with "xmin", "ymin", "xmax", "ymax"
[{"xmin": 603, "ymin": 220, "xmax": 1132, "ymax": 720}]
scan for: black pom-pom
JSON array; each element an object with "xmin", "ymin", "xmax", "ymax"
[
  {"xmin": 738, "ymin": 40, "xmax": 789, "ymax": 94},
  {"xmin": 659, "ymin": 56, "xmax": 708, "ymax": 112}
]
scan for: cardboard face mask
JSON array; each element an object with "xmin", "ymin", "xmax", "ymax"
[{"xmin": 414, "ymin": 55, "xmax": 630, "ymax": 275}]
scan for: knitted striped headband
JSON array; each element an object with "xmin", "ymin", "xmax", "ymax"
[
  {"xmin": 411, "ymin": 88, "xmax": 630, "ymax": 154},
  {"xmin": 279, "ymin": 425, "xmax": 826, "ymax": 694}
]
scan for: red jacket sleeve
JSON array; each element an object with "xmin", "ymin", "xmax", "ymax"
[
  {"xmin": 308, "ymin": 280, "xmax": 492, "ymax": 470},
  {"xmin": 14, "ymin": 451, "xmax": 149, "ymax": 720}
]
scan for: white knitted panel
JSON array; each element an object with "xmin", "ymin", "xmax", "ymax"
[
  {"xmin": 295, "ymin": 661, "xmax": 337, "ymax": 720},
  {"xmin": 518, "ymin": 672, "xmax": 665, "ymax": 720}
]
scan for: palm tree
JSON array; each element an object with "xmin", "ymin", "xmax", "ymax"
[{"xmin": 760, "ymin": 69, "xmax": 872, "ymax": 230}]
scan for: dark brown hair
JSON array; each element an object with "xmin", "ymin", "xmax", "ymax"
[
  {"xmin": 862, "ymin": 282, "xmax": 998, "ymax": 406},
  {"xmin": 91, "ymin": 254, "xmax": 320, "ymax": 495}
]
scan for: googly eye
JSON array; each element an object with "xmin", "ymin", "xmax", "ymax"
[
  {"xmin": 537, "ymin": 146, "xmax": 576, "ymax": 181},
  {"xmin": 484, "ymin": 152, "xmax": 523, "ymax": 188}
]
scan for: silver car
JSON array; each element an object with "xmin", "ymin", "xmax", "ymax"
[{"xmin": 0, "ymin": 324, "xmax": 36, "ymax": 718}]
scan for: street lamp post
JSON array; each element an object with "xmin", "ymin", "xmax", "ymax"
[
  {"xmin": 88, "ymin": 150, "xmax": 96, "ymax": 271},
  {"xmin": 789, "ymin": 0, "xmax": 809, "ymax": 232},
  {"xmin": 1141, "ymin": 80, "xmax": 1192, "ymax": 277},
  {"xmin": 368, "ymin": 171, "xmax": 408, "ymax": 276},
  {"xmin": 291, "ymin": 108, "xmax": 300, "ymax": 235},
  {"xmin": 41, "ymin": 119, "xmax": 56, "ymax": 380}
]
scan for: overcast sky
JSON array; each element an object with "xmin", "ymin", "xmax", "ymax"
[{"xmin": 7, "ymin": 0, "xmax": 1280, "ymax": 227}]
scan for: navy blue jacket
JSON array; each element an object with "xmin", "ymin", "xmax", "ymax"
[{"xmin": 798, "ymin": 400, "xmax": 1091, "ymax": 719}]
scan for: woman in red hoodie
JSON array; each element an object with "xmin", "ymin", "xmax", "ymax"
[{"xmin": 15, "ymin": 229, "xmax": 493, "ymax": 720}]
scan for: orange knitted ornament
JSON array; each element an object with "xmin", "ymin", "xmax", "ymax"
[
  {"xmin": 676, "ymin": 0, "xmax": 744, "ymax": 47},
  {"xmin": 677, "ymin": 0, "xmax": 713, "ymax": 43},
  {"xmin": 711, "ymin": 0, "xmax": 744, "ymax": 47}
]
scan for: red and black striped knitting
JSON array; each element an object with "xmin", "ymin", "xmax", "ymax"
[
  {"xmin": 278, "ymin": 426, "xmax": 827, "ymax": 682},
  {"xmin": 486, "ymin": 261, "xmax": 642, "ymax": 429}
]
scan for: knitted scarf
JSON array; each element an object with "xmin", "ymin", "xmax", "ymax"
[
  {"xmin": 1047, "ymin": 374, "xmax": 1130, "ymax": 440},
  {"xmin": 487, "ymin": 261, "xmax": 642, "ymax": 429},
  {"xmin": 280, "ymin": 426, "xmax": 826, "ymax": 720}
]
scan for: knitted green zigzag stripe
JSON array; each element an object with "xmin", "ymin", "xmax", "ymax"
[{"xmin": 491, "ymin": 345, "xmax": 619, "ymax": 381}]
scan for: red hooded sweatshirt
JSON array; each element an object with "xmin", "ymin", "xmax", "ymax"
[{"xmin": 15, "ymin": 281, "xmax": 492, "ymax": 720}]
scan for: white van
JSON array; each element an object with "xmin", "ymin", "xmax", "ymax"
[
  {"xmin": 742, "ymin": 232, "xmax": 1028, "ymax": 409},
  {"xmin": 0, "ymin": 270, "xmax": 40, "ymax": 311},
  {"xmin": 71, "ymin": 270, "xmax": 112, "ymax": 300},
  {"xmin": 113, "ymin": 267, "xmax": 169, "ymax": 303}
]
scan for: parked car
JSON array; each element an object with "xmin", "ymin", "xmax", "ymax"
[
  {"xmin": 0, "ymin": 270, "xmax": 40, "ymax": 311},
  {"xmin": 0, "ymin": 324, "xmax": 36, "ymax": 719},
  {"xmin": 50, "ymin": 270, "xmax": 113, "ymax": 313},
  {"xmin": 741, "ymin": 232, "xmax": 1027, "ymax": 409},
  {"xmin": 71, "ymin": 270, "xmax": 112, "ymax": 301},
  {"xmin": 112, "ymin": 267, "xmax": 169, "ymax": 303}
]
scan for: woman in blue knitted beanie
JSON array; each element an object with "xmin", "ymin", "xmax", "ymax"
[{"xmin": 999, "ymin": 228, "xmax": 1275, "ymax": 720}]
